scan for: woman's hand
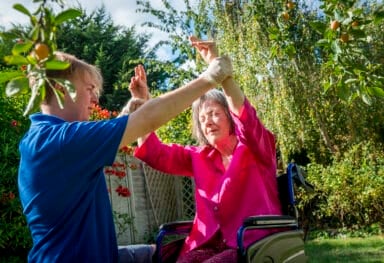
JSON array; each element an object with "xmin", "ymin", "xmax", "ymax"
[
  {"xmin": 189, "ymin": 35, "xmax": 219, "ymax": 64},
  {"xmin": 129, "ymin": 64, "xmax": 150, "ymax": 100},
  {"xmin": 119, "ymin": 98, "xmax": 146, "ymax": 116}
]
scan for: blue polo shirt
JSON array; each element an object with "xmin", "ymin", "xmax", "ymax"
[{"xmin": 18, "ymin": 113, "xmax": 128, "ymax": 263}]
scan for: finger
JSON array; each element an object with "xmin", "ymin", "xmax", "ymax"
[
  {"xmin": 129, "ymin": 77, "xmax": 135, "ymax": 90},
  {"xmin": 189, "ymin": 35, "xmax": 200, "ymax": 44},
  {"xmin": 128, "ymin": 77, "xmax": 135, "ymax": 91},
  {"xmin": 195, "ymin": 40, "xmax": 215, "ymax": 46},
  {"xmin": 138, "ymin": 64, "xmax": 147, "ymax": 82}
]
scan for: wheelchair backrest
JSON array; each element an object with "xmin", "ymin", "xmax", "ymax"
[{"xmin": 277, "ymin": 163, "xmax": 314, "ymax": 218}]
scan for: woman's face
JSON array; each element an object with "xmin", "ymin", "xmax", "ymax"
[{"xmin": 198, "ymin": 99, "xmax": 231, "ymax": 146}]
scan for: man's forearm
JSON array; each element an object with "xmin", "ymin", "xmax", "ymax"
[{"xmin": 120, "ymin": 77, "xmax": 215, "ymax": 147}]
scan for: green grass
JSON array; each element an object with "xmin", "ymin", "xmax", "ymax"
[
  {"xmin": 2, "ymin": 235, "xmax": 384, "ymax": 262},
  {"xmin": 306, "ymin": 235, "xmax": 384, "ymax": 263}
]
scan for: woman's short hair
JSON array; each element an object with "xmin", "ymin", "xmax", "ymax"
[
  {"xmin": 39, "ymin": 52, "xmax": 103, "ymax": 103},
  {"xmin": 192, "ymin": 89, "xmax": 235, "ymax": 146}
]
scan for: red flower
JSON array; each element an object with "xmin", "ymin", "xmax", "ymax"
[
  {"xmin": 11, "ymin": 120, "xmax": 18, "ymax": 127},
  {"xmin": 129, "ymin": 163, "xmax": 138, "ymax": 170},
  {"xmin": 115, "ymin": 185, "xmax": 131, "ymax": 197},
  {"xmin": 119, "ymin": 145, "xmax": 135, "ymax": 155},
  {"xmin": 115, "ymin": 171, "xmax": 126, "ymax": 179},
  {"xmin": 9, "ymin": 192, "xmax": 15, "ymax": 200}
]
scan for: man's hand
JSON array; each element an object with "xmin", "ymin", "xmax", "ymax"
[{"xmin": 200, "ymin": 55, "xmax": 233, "ymax": 85}]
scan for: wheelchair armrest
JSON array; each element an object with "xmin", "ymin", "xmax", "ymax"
[
  {"xmin": 243, "ymin": 215, "xmax": 298, "ymax": 229},
  {"xmin": 237, "ymin": 215, "xmax": 299, "ymax": 258},
  {"xmin": 156, "ymin": 221, "xmax": 193, "ymax": 262},
  {"xmin": 158, "ymin": 220, "xmax": 193, "ymax": 234}
]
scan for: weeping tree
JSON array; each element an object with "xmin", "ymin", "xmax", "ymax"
[{"xmin": 136, "ymin": 0, "xmax": 384, "ymax": 166}]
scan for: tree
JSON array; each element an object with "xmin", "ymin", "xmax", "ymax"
[
  {"xmin": 56, "ymin": 5, "xmax": 153, "ymax": 110},
  {"xmin": 135, "ymin": 0, "xmax": 384, "ymax": 165}
]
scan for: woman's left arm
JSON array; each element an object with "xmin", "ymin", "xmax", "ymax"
[
  {"xmin": 189, "ymin": 36, "xmax": 244, "ymax": 115},
  {"xmin": 221, "ymin": 76, "xmax": 245, "ymax": 116}
]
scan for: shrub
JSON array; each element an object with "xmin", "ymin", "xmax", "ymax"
[
  {"xmin": 0, "ymin": 93, "xmax": 32, "ymax": 252},
  {"xmin": 298, "ymin": 141, "xmax": 384, "ymax": 233}
]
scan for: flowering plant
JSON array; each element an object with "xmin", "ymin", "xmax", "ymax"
[
  {"xmin": 89, "ymin": 103, "xmax": 136, "ymax": 198},
  {"xmin": 0, "ymin": 95, "xmax": 32, "ymax": 252}
]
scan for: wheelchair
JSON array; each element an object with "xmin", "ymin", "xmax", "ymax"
[{"xmin": 154, "ymin": 162, "xmax": 314, "ymax": 263}]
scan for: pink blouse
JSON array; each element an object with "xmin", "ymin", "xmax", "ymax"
[{"xmin": 134, "ymin": 98, "xmax": 281, "ymax": 255}]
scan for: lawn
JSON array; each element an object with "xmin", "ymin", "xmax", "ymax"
[
  {"xmin": 306, "ymin": 235, "xmax": 384, "ymax": 263},
  {"xmin": 2, "ymin": 235, "xmax": 384, "ymax": 262}
]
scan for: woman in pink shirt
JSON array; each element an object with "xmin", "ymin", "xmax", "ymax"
[{"xmin": 130, "ymin": 37, "xmax": 281, "ymax": 263}]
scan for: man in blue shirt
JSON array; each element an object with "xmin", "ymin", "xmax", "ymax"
[{"xmin": 18, "ymin": 51, "xmax": 232, "ymax": 262}]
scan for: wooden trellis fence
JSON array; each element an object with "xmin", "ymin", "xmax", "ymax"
[{"xmin": 105, "ymin": 153, "xmax": 195, "ymax": 245}]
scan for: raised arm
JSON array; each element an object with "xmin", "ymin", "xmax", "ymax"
[
  {"xmin": 119, "ymin": 65, "xmax": 150, "ymax": 117},
  {"xmin": 118, "ymin": 55, "xmax": 232, "ymax": 148},
  {"xmin": 190, "ymin": 36, "xmax": 244, "ymax": 115}
]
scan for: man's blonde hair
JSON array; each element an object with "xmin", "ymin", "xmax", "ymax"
[{"xmin": 41, "ymin": 52, "xmax": 103, "ymax": 103}]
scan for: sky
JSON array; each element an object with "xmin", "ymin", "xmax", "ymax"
[{"xmin": 0, "ymin": 0, "xmax": 196, "ymax": 59}]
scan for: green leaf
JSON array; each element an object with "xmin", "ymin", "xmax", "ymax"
[
  {"xmin": 334, "ymin": 10, "xmax": 342, "ymax": 21},
  {"xmin": 337, "ymin": 83, "xmax": 351, "ymax": 101},
  {"xmin": 268, "ymin": 31, "xmax": 280, "ymax": 41},
  {"xmin": 361, "ymin": 93, "xmax": 372, "ymax": 105},
  {"xmin": 4, "ymin": 55, "xmax": 29, "ymax": 65},
  {"xmin": 344, "ymin": 78, "xmax": 358, "ymax": 84},
  {"xmin": 5, "ymin": 77, "xmax": 29, "ymax": 97},
  {"xmin": 309, "ymin": 21, "xmax": 326, "ymax": 34},
  {"xmin": 13, "ymin": 3, "xmax": 31, "ymax": 17},
  {"xmin": 52, "ymin": 87, "xmax": 65, "ymax": 109},
  {"xmin": 0, "ymin": 71, "xmax": 24, "ymax": 84},
  {"xmin": 24, "ymin": 77, "xmax": 44, "ymax": 116},
  {"xmin": 368, "ymin": 87, "xmax": 384, "ymax": 97},
  {"xmin": 45, "ymin": 60, "xmax": 70, "ymax": 70},
  {"xmin": 29, "ymin": 25, "xmax": 40, "ymax": 41},
  {"xmin": 373, "ymin": 10, "xmax": 384, "ymax": 24},
  {"xmin": 0, "ymin": 31, "xmax": 19, "ymax": 39},
  {"xmin": 323, "ymin": 80, "xmax": 332, "ymax": 92},
  {"xmin": 331, "ymin": 41, "xmax": 341, "ymax": 54},
  {"xmin": 316, "ymin": 39, "xmax": 330, "ymax": 47},
  {"xmin": 350, "ymin": 29, "xmax": 366, "ymax": 39},
  {"xmin": 53, "ymin": 78, "xmax": 76, "ymax": 101},
  {"xmin": 284, "ymin": 44, "xmax": 296, "ymax": 58},
  {"xmin": 12, "ymin": 41, "xmax": 33, "ymax": 55},
  {"xmin": 54, "ymin": 9, "xmax": 82, "ymax": 25}
]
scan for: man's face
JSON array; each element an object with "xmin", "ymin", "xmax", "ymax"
[{"xmin": 65, "ymin": 72, "xmax": 99, "ymax": 121}]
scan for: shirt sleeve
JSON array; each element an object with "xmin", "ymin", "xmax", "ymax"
[
  {"xmin": 134, "ymin": 132, "xmax": 194, "ymax": 176},
  {"xmin": 59, "ymin": 116, "xmax": 128, "ymax": 170},
  {"xmin": 231, "ymin": 98, "xmax": 276, "ymax": 165}
]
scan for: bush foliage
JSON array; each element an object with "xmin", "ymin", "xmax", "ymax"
[
  {"xmin": 0, "ymin": 93, "xmax": 32, "ymax": 252},
  {"xmin": 297, "ymin": 141, "xmax": 384, "ymax": 233}
]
